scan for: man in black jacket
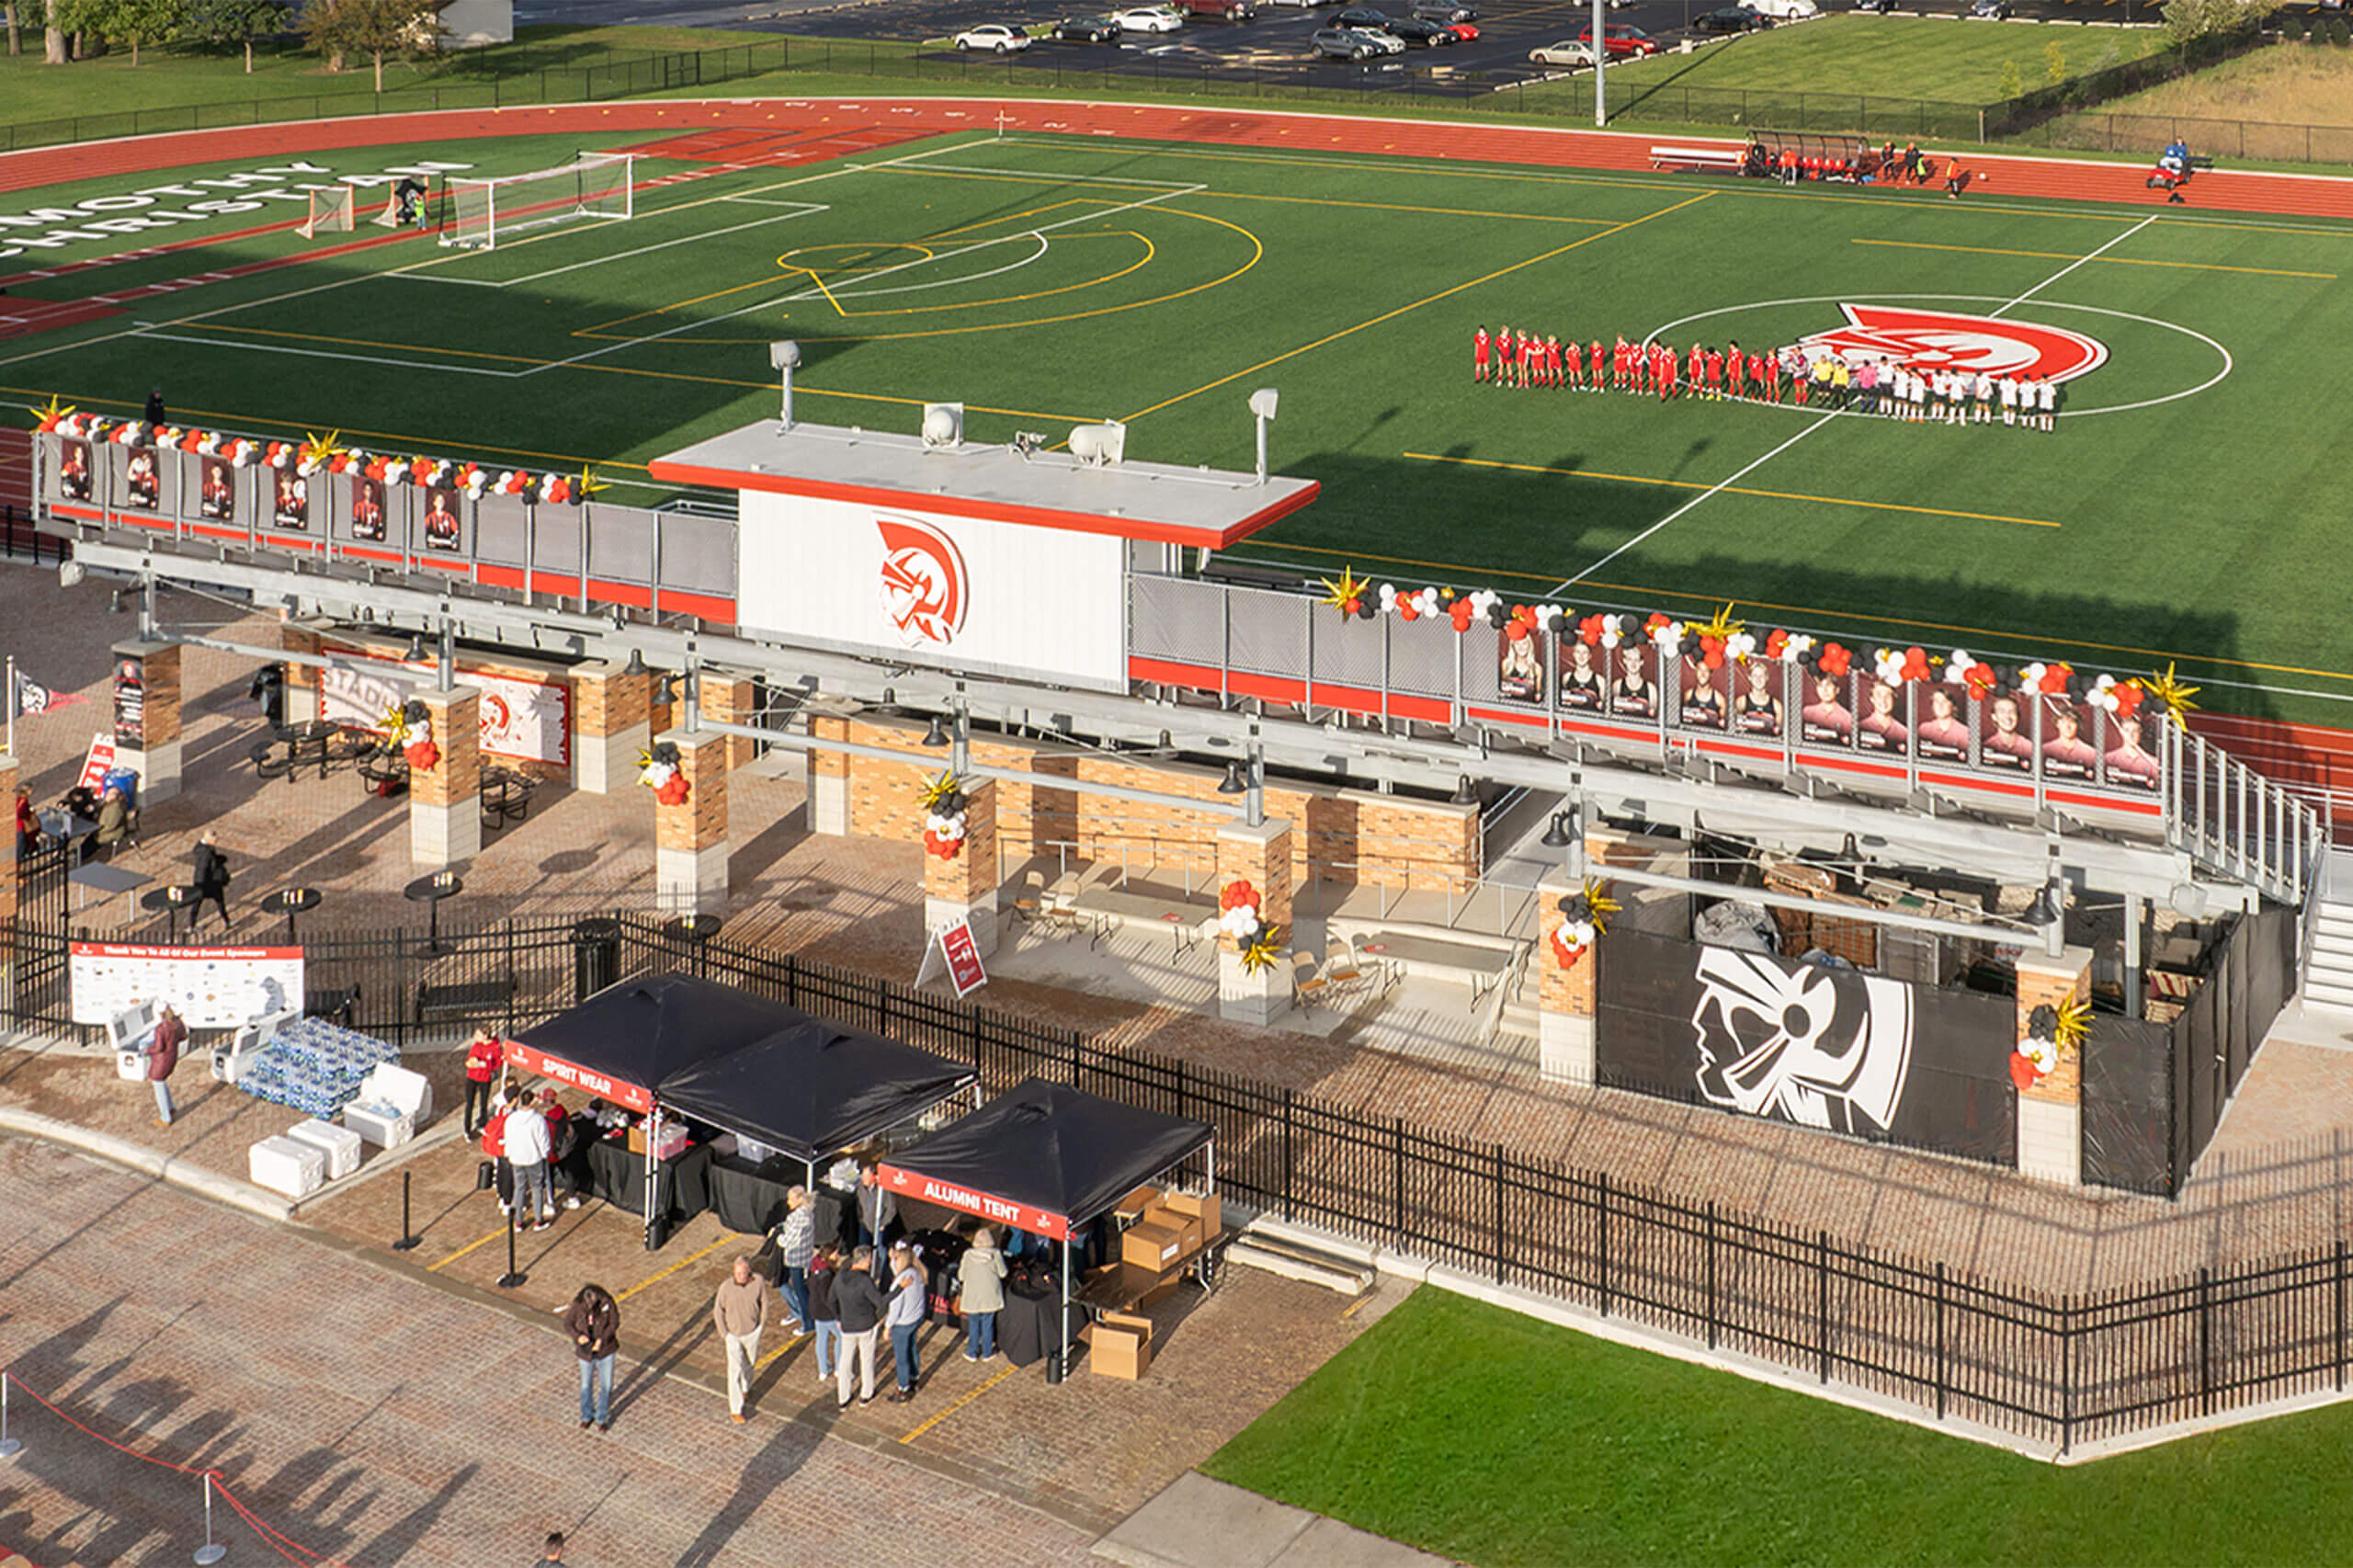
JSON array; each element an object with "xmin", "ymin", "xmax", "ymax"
[
  {"xmin": 832, "ymin": 1245, "xmax": 890, "ymax": 1411},
  {"xmin": 191, "ymin": 831, "xmax": 231, "ymax": 928}
]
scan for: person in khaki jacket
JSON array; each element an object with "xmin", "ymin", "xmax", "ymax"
[
  {"xmin": 957, "ymin": 1227, "xmax": 1009, "ymax": 1363},
  {"xmin": 712, "ymin": 1256, "xmax": 773, "ymax": 1425}
]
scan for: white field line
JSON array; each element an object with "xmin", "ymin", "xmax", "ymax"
[
  {"xmin": 520, "ymin": 179, "xmax": 1204, "ymax": 377},
  {"xmin": 124, "ymin": 326, "xmax": 522, "ymax": 378},
  {"xmin": 1551, "ymin": 217, "xmax": 2165, "ymax": 594},
  {"xmin": 394, "ymin": 203, "xmax": 832, "ymax": 289}
]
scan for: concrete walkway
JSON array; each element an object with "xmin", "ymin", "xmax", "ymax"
[{"xmin": 1096, "ymin": 1474, "xmax": 1459, "ymax": 1568}]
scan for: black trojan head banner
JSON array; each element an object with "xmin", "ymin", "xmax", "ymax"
[{"xmin": 1597, "ymin": 927, "xmax": 2017, "ymax": 1164}]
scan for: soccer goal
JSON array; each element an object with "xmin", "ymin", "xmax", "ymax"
[
  {"xmin": 297, "ymin": 185, "xmax": 355, "ymax": 240},
  {"xmin": 439, "ymin": 153, "xmax": 635, "ymax": 251}
]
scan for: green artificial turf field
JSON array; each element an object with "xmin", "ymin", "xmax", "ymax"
[
  {"xmin": 1205, "ymin": 1288, "xmax": 2347, "ymax": 1568},
  {"xmin": 6, "ymin": 127, "xmax": 2351, "ymax": 719}
]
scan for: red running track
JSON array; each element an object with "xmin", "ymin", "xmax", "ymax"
[{"xmin": 2, "ymin": 97, "xmax": 2352, "ymax": 219}]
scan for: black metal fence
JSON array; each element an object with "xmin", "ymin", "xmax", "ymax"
[
  {"xmin": 3, "ymin": 30, "xmax": 2343, "ymax": 170},
  {"xmin": 3, "ymin": 905, "xmax": 2347, "ymax": 1449},
  {"xmin": 0, "ymin": 505, "xmax": 69, "ymax": 568}
]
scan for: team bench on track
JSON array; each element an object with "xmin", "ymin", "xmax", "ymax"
[{"xmin": 1651, "ymin": 145, "xmax": 1745, "ymax": 172}]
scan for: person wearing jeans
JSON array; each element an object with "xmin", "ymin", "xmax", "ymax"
[
  {"xmin": 957, "ymin": 1227, "xmax": 1007, "ymax": 1363},
  {"xmin": 563, "ymin": 1283, "xmax": 620, "ymax": 1432},
  {"xmin": 505, "ymin": 1086, "xmax": 552, "ymax": 1232},
  {"xmin": 885, "ymin": 1242, "xmax": 926, "ymax": 1403},
  {"xmin": 146, "ymin": 1004, "xmax": 186, "ymax": 1127},
  {"xmin": 774, "ymin": 1186, "xmax": 815, "ymax": 1332},
  {"xmin": 807, "ymin": 1246, "xmax": 842, "ymax": 1385}
]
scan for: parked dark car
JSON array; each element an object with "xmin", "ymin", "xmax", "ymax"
[
  {"xmin": 1384, "ymin": 15, "xmax": 1459, "ymax": 41},
  {"xmin": 1851, "ymin": 0, "xmax": 1895, "ymax": 11},
  {"xmin": 1693, "ymin": 6, "xmax": 1770, "ymax": 29},
  {"xmin": 1050, "ymin": 13, "xmax": 1122, "ymax": 39},
  {"xmin": 1409, "ymin": 0, "xmax": 1475, "ymax": 17},
  {"xmin": 1313, "ymin": 22, "xmax": 1403, "ymax": 53},
  {"xmin": 1330, "ymin": 6, "xmax": 1394, "ymax": 28}
]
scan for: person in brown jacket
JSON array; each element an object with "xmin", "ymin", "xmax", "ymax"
[
  {"xmin": 148, "ymin": 1004, "xmax": 186, "ymax": 1126},
  {"xmin": 562, "ymin": 1283, "xmax": 620, "ymax": 1431}
]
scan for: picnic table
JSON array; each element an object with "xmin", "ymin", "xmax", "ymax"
[
  {"xmin": 1354, "ymin": 931, "xmax": 1518, "ymax": 1002},
  {"xmin": 1068, "ymin": 886, "xmax": 1218, "ymax": 952}
]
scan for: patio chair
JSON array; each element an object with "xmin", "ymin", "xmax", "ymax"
[
  {"xmin": 1323, "ymin": 940, "xmax": 1366, "ymax": 997},
  {"xmin": 1291, "ymin": 950, "xmax": 1328, "ymax": 1010},
  {"xmin": 1006, "ymin": 869, "xmax": 1046, "ymax": 927}
]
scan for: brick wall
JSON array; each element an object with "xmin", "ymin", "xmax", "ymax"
[
  {"xmin": 654, "ymin": 733, "xmax": 729, "ymax": 853},
  {"xmin": 414, "ymin": 687, "xmax": 480, "ymax": 809},
  {"xmin": 574, "ymin": 662, "xmax": 649, "ymax": 739},
  {"xmin": 833, "ymin": 715, "xmax": 1479, "ymax": 889}
]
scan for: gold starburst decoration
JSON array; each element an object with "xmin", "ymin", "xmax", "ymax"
[
  {"xmin": 2054, "ymin": 994, "xmax": 2092, "ymax": 1052},
  {"xmin": 2143, "ymin": 662, "xmax": 2200, "ymax": 716},
  {"xmin": 916, "ymin": 770, "xmax": 965, "ymax": 812},
  {"xmin": 384, "ymin": 702, "xmax": 413, "ymax": 744},
  {"xmin": 1691, "ymin": 603, "xmax": 1745, "ymax": 643},
  {"xmin": 301, "ymin": 429, "xmax": 343, "ymax": 468},
  {"xmin": 1318, "ymin": 567, "xmax": 1370, "ymax": 617},
  {"xmin": 1580, "ymin": 878, "xmax": 1620, "ymax": 935},
  {"xmin": 29, "ymin": 393, "xmax": 74, "ymax": 429},
  {"xmin": 1239, "ymin": 926, "xmax": 1284, "ymax": 975},
  {"xmin": 576, "ymin": 466, "xmax": 611, "ymax": 499}
]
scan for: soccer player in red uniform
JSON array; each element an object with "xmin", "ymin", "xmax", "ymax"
[
  {"xmin": 1612, "ymin": 335, "xmax": 1630, "ymax": 392},
  {"xmin": 1724, "ymin": 341, "xmax": 1743, "ymax": 401},
  {"xmin": 1763, "ymin": 350, "xmax": 1782, "ymax": 404},
  {"xmin": 1704, "ymin": 347, "xmax": 1724, "ymax": 400},
  {"xmin": 1587, "ymin": 339, "xmax": 1603, "ymax": 392},
  {"xmin": 1473, "ymin": 325, "xmax": 1491, "ymax": 383},
  {"xmin": 1564, "ymin": 336, "xmax": 1584, "ymax": 391},
  {"xmin": 1686, "ymin": 343, "xmax": 1706, "ymax": 398},
  {"xmin": 1518, "ymin": 331, "xmax": 1535, "ymax": 388},
  {"xmin": 1496, "ymin": 326, "xmax": 1516, "ymax": 390},
  {"xmin": 1544, "ymin": 335, "xmax": 1562, "ymax": 388},
  {"xmin": 1657, "ymin": 345, "xmax": 1677, "ymax": 402}
]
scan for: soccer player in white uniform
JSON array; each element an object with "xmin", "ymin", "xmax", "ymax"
[
  {"xmin": 1999, "ymin": 374, "xmax": 2018, "ymax": 426},
  {"xmin": 1907, "ymin": 366, "xmax": 1927, "ymax": 422},
  {"xmin": 2037, "ymin": 375, "xmax": 2057, "ymax": 432},
  {"xmin": 1973, "ymin": 371, "xmax": 1994, "ymax": 424}
]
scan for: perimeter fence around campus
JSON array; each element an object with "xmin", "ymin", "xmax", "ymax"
[
  {"xmin": 1, "ymin": 28, "xmax": 2343, "ymax": 171},
  {"xmin": 5, "ymin": 901, "xmax": 2352, "ymax": 1451}
]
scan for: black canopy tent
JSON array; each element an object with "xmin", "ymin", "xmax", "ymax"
[
  {"xmin": 656, "ymin": 1017, "xmax": 982, "ymax": 1176},
  {"xmin": 878, "ymin": 1078, "xmax": 1215, "ymax": 1381},
  {"xmin": 507, "ymin": 974, "xmax": 977, "ymax": 1246}
]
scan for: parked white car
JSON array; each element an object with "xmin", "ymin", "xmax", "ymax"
[
  {"xmin": 954, "ymin": 23, "xmax": 1034, "ymax": 49},
  {"xmin": 1740, "ymin": 0, "xmax": 1819, "ymax": 17},
  {"xmin": 1528, "ymin": 37, "xmax": 1598, "ymax": 64},
  {"xmin": 1114, "ymin": 5, "xmax": 1185, "ymax": 29}
]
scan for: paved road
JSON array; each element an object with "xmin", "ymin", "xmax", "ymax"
[{"xmin": 0, "ymin": 1137, "xmax": 1097, "ymax": 1567}]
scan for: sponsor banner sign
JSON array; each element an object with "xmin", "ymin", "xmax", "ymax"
[
  {"xmin": 1596, "ymin": 927, "xmax": 2016, "ymax": 1163},
  {"xmin": 502, "ymin": 1040, "xmax": 654, "ymax": 1114},
  {"xmin": 938, "ymin": 919, "xmax": 987, "ymax": 997},
  {"xmin": 70, "ymin": 941, "xmax": 305, "ymax": 1030},
  {"xmin": 877, "ymin": 1164, "xmax": 1069, "ymax": 1240},
  {"xmin": 76, "ymin": 733, "xmax": 117, "ymax": 791},
  {"xmin": 320, "ymin": 656, "xmax": 571, "ymax": 767}
]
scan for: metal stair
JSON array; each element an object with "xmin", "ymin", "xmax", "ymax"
[{"xmin": 2302, "ymin": 851, "xmax": 2353, "ymax": 1013}]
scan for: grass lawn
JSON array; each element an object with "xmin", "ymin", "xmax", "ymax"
[
  {"xmin": 6, "ymin": 127, "xmax": 2351, "ymax": 721},
  {"xmin": 1205, "ymin": 1289, "xmax": 2347, "ymax": 1568},
  {"xmin": 1592, "ymin": 15, "xmax": 2171, "ymax": 109}
]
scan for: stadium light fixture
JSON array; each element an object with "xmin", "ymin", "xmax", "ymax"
[
  {"xmin": 769, "ymin": 340, "xmax": 801, "ymax": 430},
  {"xmin": 622, "ymin": 648, "xmax": 647, "ymax": 678},
  {"xmin": 1249, "ymin": 387, "xmax": 1279, "ymax": 485},
  {"xmin": 922, "ymin": 715, "xmax": 949, "ymax": 748}
]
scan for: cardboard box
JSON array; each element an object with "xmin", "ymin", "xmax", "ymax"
[
  {"xmin": 1114, "ymin": 1184, "xmax": 1162, "ymax": 1223},
  {"xmin": 1120, "ymin": 1218, "xmax": 1188, "ymax": 1272},
  {"xmin": 1159, "ymin": 1190, "xmax": 1222, "ymax": 1239},
  {"xmin": 1090, "ymin": 1312, "xmax": 1154, "ymax": 1380}
]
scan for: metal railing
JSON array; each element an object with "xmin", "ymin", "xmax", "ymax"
[{"xmin": 4, "ymin": 908, "xmax": 2344, "ymax": 1450}]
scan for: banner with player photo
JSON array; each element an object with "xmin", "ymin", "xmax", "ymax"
[
  {"xmin": 270, "ymin": 466, "xmax": 313, "ymax": 532},
  {"xmin": 57, "ymin": 437, "xmax": 93, "ymax": 504},
  {"xmin": 120, "ymin": 443, "xmax": 162, "ymax": 512},
  {"xmin": 198, "ymin": 455, "xmax": 236, "ymax": 523},
  {"xmin": 421, "ymin": 485, "xmax": 462, "ymax": 552},
  {"xmin": 1798, "ymin": 667, "xmax": 1856, "ymax": 748},
  {"xmin": 1597, "ymin": 926, "xmax": 2016, "ymax": 1164}
]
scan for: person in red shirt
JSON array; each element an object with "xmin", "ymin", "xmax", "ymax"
[
  {"xmin": 1658, "ymin": 345, "xmax": 1678, "ymax": 402},
  {"xmin": 1630, "ymin": 342, "xmax": 1647, "ymax": 397},
  {"xmin": 1495, "ymin": 325, "xmax": 1516, "ymax": 389},
  {"xmin": 1586, "ymin": 338, "xmax": 1602, "ymax": 392},
  {"xmin": 1763, "ymin": 349, "xmax": 1782, "ymax": 403},
  {"xmin": 1725, "ymin": 341, "xmax": 1744, "ymax": 400},
  {"xmin": 1517, "ymin": 331, "xmax": 1535, "ymax": 388},
  {"xmin": 1704, "ymin": 347, "xmax": 1724, "ymax": 400},
  {"xmin": 1611, "ymin": 335, "xmax": 1629, "ymax": 392},
  {"xmin": 483, "ymin": 1086, "xmax": 516, "ymax": 1214},
  {"xmin": 1563, "ymin": 336, "xmax": 1584, "ymax": 391},
  {"xmin": 540, "ymin": 1087, "xmax": 585, "ymax": 1210},
  {"xmin": 1472, "ymin": 324, "xmax": 1491, "ymax": 383},
  {"xmin": 463, "ymin": 1024, "xmax": 504, "ymax": 1139},
  {"xmin": 1543, "ymin": 335, "xmax": 1563, "ymax": 388},
  {"xmin": 1687, "ymin": 343, "xmax": 1706, "ymax": 398}
]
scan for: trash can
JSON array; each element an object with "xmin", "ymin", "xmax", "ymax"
[{"xmin": 570, "ymin": 916, "xmax": 621, "ymax": 1003}]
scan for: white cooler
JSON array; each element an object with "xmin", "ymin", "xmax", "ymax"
[
  {"xmin": 343, "ymin": 1062, "xmax": 430, "ymax": 1148},
  {"xmin": 249, "ymin": 1135, "xmax": 326, "ymax": 1199},
  {"xmin": 285, "ymin": 1119, "xmax": 362, "ymax": 1180}
]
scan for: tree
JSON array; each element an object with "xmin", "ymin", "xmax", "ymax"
[
  {"xmin": 6, "ymin": 2, "xmax": 21, "ymax": 58},
  {"xmin": 42, "ymin": 0, "xmax": 63, "ymax": 63},
  {"xmin": 67, "ymin": 0, "xmax": 178, "ymax": 63},
  {"xmin": 301, "ymin": 0, "xmax": 449, "ymax": 91},
  {"xmin": 2042, "ymin": 37, "xmax": 2066, "ymax": 85},
  {"xmin": 2160, "ymin": 0, "xmax": 2282, "ymax": 43},
  {"xmin": 1997, "ymin": 58, "xmax": 2021, "ymax": 100},
  {"xmin": 182, "ymin": 0, "xmax": 291, "ymax": 71}
]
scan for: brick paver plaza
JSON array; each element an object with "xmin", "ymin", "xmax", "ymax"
[{"xmin": 6, "ymin": 562, "xmax": 2353, "ymax": 1559}]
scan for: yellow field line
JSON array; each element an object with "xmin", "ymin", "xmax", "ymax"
[
  {"xmin": 1199, "ymin": 189, "xmax": 1619, "ymax": 226},
  {"xmin": 1120, "ymin": 190, "xmax": 1715, "ymax": 427},
  {"xmin": 1404, "ymin": 450, "xmax": 2060, "ymax": 529},
  {"xmin": 1252, "ymin": 538, "xmax": 2353, "ymax": 685},
  {"xmin": 615, "ymin": 1234, "xmax": 740, "ymax": 1303},
  {"xmin": 1852, "ymin": 237, "xmax": 2334, "ymax": 278},
  {"xmin": 899, "ymin": 1360, "xmax": 1020, "ymax": 1445},
  {"xmin": 425, "ymin": 1222, "xmax": 512, "ymax": 1273},
  {"xmin": 754, "ymin": 1328, "xmax": 811, "ymax": 1369}
]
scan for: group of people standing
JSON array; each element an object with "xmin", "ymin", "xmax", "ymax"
[{"xmin": 1470, "ymin": 328, "xmax": 2061, "ymax": 431}]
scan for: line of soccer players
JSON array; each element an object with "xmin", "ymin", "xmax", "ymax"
[{"xmin": 1471, "ymin": 326, "xmax": 2058, "ymax": 431}]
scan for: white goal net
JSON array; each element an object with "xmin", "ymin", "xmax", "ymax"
[
  {"xmin": 297, "ymin": 185, "xmax": 355, "ymax": 240},
  {"xmin": 441, "ymin": 153, "xmax": 635, "ymax": 251}
]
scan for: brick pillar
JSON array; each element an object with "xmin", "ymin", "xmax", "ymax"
[
  {"xmin": 410, "ymin": 685, "xmax": 481, "ymax": 869},
  {"xmin": 923, "ymin": 779, "xmax": 999, "ymax": 957},
  {"xmin": 806, "ymin": 709, "xmax": 851, "ymax": 836},
  {"xmin": 1215, "ymin": 817, "xmax": 1293, "ymax": 1027},
  {"xmin": 569, "ymin": 659, "xmax": 649, "ymax": 796},
  {"xmin": 279, "ymin": 619, "xmax": 324, "ymax": 724},
  {"xmin": 654, "ymin": 729, "xmax": 729, "ymax": 917},
  {"xmin": 700, "ymin": 674, "xmax": 757, "ymax": 772},
  {"xmin": 1537, "ymin": 869, "xmax": 1598, "ymax": 1085},
  {"xmin": 2015, "ymin": 946, "xmax": 2092, "ymax": 1186},
  {"xmin": 111, "ymin": 639, "xmax": 182, "ymax": 805}
]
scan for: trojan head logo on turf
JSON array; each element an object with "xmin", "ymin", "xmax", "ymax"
[
  {"xmin": 1688, "ymin": 947, "xmax": 1915, "ymax": 1135},
  {"xmin": 877, "ymin": 516, "xmax": 970, "ymax": 650},
  {"xmin": 1796, "ymin": 304, "xmax": 2109, "ymax": 382}
]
